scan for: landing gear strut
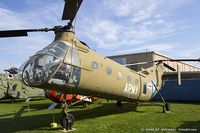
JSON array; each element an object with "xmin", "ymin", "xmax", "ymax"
[
  {"xmin": 116, "ymin": 100, "xmax": 123, "ymax": 110},
  {"xmin": 151, "ymin": 81, "xmax": 170, "ymax": 113},
  {"xmin": 60, "ymin": 94, "xmax": 75, "ymax": 131},
  {"xmin": 163, "ymin": 103, "xmax": 170, "ymax": 113}
]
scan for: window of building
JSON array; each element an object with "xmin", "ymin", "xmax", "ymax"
[{"xmin": 112, "ymin": 58, "xmax": 127, "ymax": 65}]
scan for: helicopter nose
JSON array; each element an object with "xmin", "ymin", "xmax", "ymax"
[{"xmin": 20, "ymin": 54, "xmax": 62, "ymax": 86}]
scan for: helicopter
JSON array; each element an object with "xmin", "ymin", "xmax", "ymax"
[
  {"xmin": 0, "ymin": 0, "xmax": 200, "ymax": 130},
  {"xmin": 0, "ymin": 67, "xmax": 45, "ymax": 102}
]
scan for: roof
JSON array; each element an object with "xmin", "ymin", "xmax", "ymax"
[{"xmin": 108, "ymin": 51, "xmax": 200, "ymax": 69}]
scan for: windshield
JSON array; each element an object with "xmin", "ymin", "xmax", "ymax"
[
  {"xmin": 22, "ymin": 41, "xmax": 68, "ymax": 86},
  {"xmin": 38, "ymin": 41, "xmax": 67, "ymax": 58}
]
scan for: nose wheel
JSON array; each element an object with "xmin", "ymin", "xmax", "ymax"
[
  {"xmin": 61, "ymin": 111, "xmax": 74, "ymax": 130},
  {"xmin": 60, "ymin": 94, "xmax": 75, "ymax": 131}
]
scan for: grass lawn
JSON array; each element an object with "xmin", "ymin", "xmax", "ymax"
[{"xmin": 0, "ymin": 99, "xmax": 199, "ymax": 133}]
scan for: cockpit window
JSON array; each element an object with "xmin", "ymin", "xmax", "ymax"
[
  {"xmin": 48, "ymin": 47, "xmax": 65, "ymax": 58},
  {"xmin": 36, "ymin": 41, "xmax": 68, "ymax": 58},
  {"xmin": 46, "ymin": 42, "xmax": 67, "ymax": 58},
  {"xmin": 22, "ymin": 41, "xmax": 69, "ymax": 86},
  {"xmin": 21, "ymin": 41, "xmax": 81, "ymax": 87},
  {"xmin": 56, "ymin": 42, "xmax": 67, "ymax": 50},
  {"xmin": 64, "ymin": 45, "xmax": 80, "ymax": 66}
]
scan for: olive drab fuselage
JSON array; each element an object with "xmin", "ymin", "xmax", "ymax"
[{"xmin": 20, "ymin": 30, "xmax": 165, "ymax": 103}]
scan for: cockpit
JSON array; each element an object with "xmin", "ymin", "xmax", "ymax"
[{"xmin": 20, "ymin": 41, "xmax": 81, "ymax": 89}]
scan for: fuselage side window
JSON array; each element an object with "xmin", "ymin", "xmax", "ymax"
[
  {"xmin": 127, "ymin": 75, "xmax": 131, "ymax": 82},
  {"xmin": 117, "ymin": 72, "xmax": 122, "ymax": 80},
  {"xmin": 105, "ymin": 67, "xmax": 112, "ymax": 75},
  {"xmin": 91, "ymin": 61, "xmax": 98, "ymax": 70},
  {"xmin": 143, "ymin": 83, "xmax": 147, "ymax": 94}
]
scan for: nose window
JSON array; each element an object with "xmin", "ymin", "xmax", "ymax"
[
  {"xmin": 22, "ymin": 55, "xmax": 61, "ymax": 85},
  {"xmin": 22, "ymin": 41, "xmax": 69, "ymax": 86}
]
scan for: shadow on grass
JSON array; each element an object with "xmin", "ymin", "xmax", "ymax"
[
  {"xmin": 0, "ymin": 102, "xmax": 137, "ymax": 132},
  {"xmin": 152, "ymin": 100, "xmax": 200, "ymax": 105},
  {"xmin": 0, "ymin": 97, "xmax": 45, "ymax": 103},
  {"xmin": 71, "ymin": 102, "xmax": 138, "ymax": 121},
  {"xmin": 0, "ymin": 102, "xmax": 51, "ymax": 118},
  {"xmin": 177, "ymin": 121, "xmax": 200, "ymax": 133},
  {"xmin": 169, "ymin": 101, "xmax": 200, "ymax": 105},
  {"xmin": 0, "ymin": 113, "xmax": 55, "ymax": 132}
]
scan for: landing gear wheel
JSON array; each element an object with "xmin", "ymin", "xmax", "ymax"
[
  {"xmin": 10, "ymin": 99, "xmax": 15, "ymax": 103},
  {"xmin": 83, "ymin": 101, "xmax": 88, "ymax": 108},
  {"xmin": 136, "ymin": 101, "xmax": 142, "ymax": 106},
  {"xmin": 116, "ymin": 101, "xmax": 123, "ymax": 110},
  {"xmin": 116, "ymin": 101, "xmax": 122, "ymax": 107},
  {"xmin": 61, "ymin": 113, "xmax": 74, "ymax": 130},
  {"xmin": 165, "ymin": 103, "xmax": 170, "ymax": 111},
  {"xmin": 163, "ymin": 103, "xmax": 170, "ymax": 113}
]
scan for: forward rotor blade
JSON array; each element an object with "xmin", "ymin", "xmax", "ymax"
[
  {"xmin": 0, "ymin": 30, "xmax": 28, "ymax": 38},
  {"xmin": 0, "ymin": 28, "xmax": 53, "ymax": 38},
  {"xmin": 62, "ymin": 0, "xmax": 83, "ymax": 23}
]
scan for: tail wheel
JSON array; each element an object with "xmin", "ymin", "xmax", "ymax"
[
  {"xmin": 165, "ymin": 103, "xmax": 170, "ymax": 111},
  {"xmin": 61, "ymin": 113, "xmax": 74, "ymax": 130}
]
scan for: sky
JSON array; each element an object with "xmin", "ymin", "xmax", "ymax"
[{"xmin": 0, "ymin": 0, "xmax": 200, "ymax": 72}]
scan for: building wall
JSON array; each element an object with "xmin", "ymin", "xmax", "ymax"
[
  {"xmin": 109, "ymin": 52, "xmax": 154, "ymax": 71},
  {"xmin": 153, "ymin": 79, "xmax": 200, "ymax": 101}
]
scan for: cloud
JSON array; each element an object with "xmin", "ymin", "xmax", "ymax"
[
  {"xmin": 77, "ymin": 0, "xmax": 193, "ymax": 53},
  {"xmin": 0, "ymin": 1, "xmax": 64, "ymax": 72},
  {"xmin": 0, "ymin": 1, "xmax": 65, "ymax": 29},
  {"xmin": 0, "ymin": 0, "xmax": 199, "ymax": 72},
  {"xmin": 117, "ymin": 43, "xmax": 174, "ymax": 54},
  {"xmin": 167, "ymin": 43, "xmax": 200, "ymax": 58}
]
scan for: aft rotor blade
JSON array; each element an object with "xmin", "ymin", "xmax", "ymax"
[
  {"xmin": 163, "ymin": 63, "xmax": 176, "ymax": 71},
  {"xmin": 0, "ymin": 28, "xmax": 53, "ymax": 38},
  {"xmin": 156, "ymin": 59, "xmax": 200, "ymax": 62},
  {"xmin": 124, "ymin": 62, "xmax": 149, "ymax": 67},
  {"xmin": 62, "ymin": 0, "xmax": 83, "ymax": 23}
]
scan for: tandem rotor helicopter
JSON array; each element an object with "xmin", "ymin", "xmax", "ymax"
[{"xmin": 0, "ymin": 0, "xmax": 200, "ymax": 130}]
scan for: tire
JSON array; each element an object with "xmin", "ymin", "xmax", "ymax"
[
  {"xmin": 61, "ymin": 113, "xmax": 74, "ymax": 130},
  {"xmin": 165, "ymin": 103, "xmax": 170, "ymax": 111}
]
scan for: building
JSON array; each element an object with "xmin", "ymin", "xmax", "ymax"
[{"xmin": 108, "ymin": 51, "xmax": 200, "ymax": 72}]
